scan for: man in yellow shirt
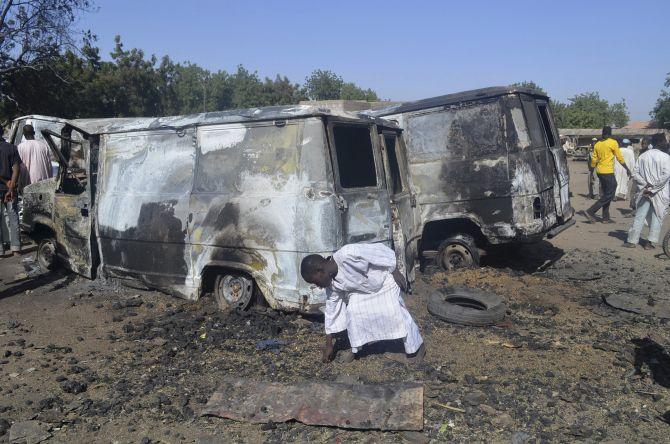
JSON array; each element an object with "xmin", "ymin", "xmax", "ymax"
[{"xmin": 582, "ymin": 126, "xmax": 631, "ymax": 223}]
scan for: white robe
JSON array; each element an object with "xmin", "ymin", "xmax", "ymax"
[
  {"xmin": 324, "ymin": 243, "xmax": 423, "ymax": 354},
  {"xmin": 632, "ymin": 149, "xmax": 670, "ymax": 219},
  {"xmin": 615, "ymin": 146, "xmax": 635, "ymax": 198}
]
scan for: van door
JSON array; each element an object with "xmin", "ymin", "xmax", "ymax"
[
  {"xmin": 379, "ymin": 130, "xmax": 419, "ymax": 280},
  {"xmin": 42, "ymin": 128, "xmax": 96, "ymax": 277},
  {"xmin": 326, "ymin": 121, "xmax": 392, "ymax": 245},
  {"xmin": 96, "ymin": 129, "xmax": 195, "ymax": 290},
  {"xmin": 536, "ymin": 100, "xmax": 572, "ymax": 219}
]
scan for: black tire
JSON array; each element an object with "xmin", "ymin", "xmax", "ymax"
[
  {"xmin": 428, "ymin": 286, "xmax": 506, "ymax": 326},
  {"xmin": 214, "ymin": 273, "xmax": 254, "ymax": 311},
  {"xmin": 436, "ymin": 234, "xmax": 480, "ymax": 271},
  {"xmin": 36, "ymin": 238, "xmax": 58, "ymax": 271},
  {"xmin": 663, "ymin": 230, "xmax": 670, "ymax": 258}
]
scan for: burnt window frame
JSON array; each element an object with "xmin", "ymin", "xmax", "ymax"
[
  {"xmin": 519, "ymin": 95, "xmax": 547, "ymax": 149},
  {"xmin": 326, "ymin": 119, "xmax": 382, "ymax": 191},
  {"xmin": 535, "ymin": 100, "xmax": 558, "ymax": 148},
  {"xmin": 380, "ymin": 130, "xmax": 406, "ymax": 195}
]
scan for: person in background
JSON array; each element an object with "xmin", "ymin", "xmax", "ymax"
[
  {"xmin": 582, "ymin": 126, "xmax": 631, "ymax": 223},
  {"xmin": 630, "ymin": 138, "xmax": 652, "ymax": 211},
  {"xmin": 587, "ymin": 137, "xmax": 599, "ymax": 199},
  {"xmin": 0, "ymin": 124, "xmax": 22, "ymax": 257},
  {"xmin": 300, "ymin": 243, "xmax": 425, "ymax": 364},
  {"xmin": 614, "ymin": 139, "xmax": 636, "ymax": 201},
  {"xmin": 17, "ymin": 124, "xmax": 53, "ymax": 188},
  {"xmin": 623, "ymin": 143, "xmax": 670, "ymax": 250}
]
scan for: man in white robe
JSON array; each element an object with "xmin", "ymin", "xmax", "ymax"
[
  {"xmin": 301, "ymin": 243, "xmax": 425, "ymax": 364},
  {"xmin": 615, "ymin": 139, "xmax": 636, "ymax": 200},
  {"xmin": 624, "ymin": 146, "xmax": 670, "ymax": 249}
]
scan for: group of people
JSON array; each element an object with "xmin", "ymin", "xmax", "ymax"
[
  {"xmin": 581, "ymin": 126, "xmax": 670, "ymax": 250},
  {"xmin": 0, "ymin": 124, "xmax": 53, "ymax": 257}
]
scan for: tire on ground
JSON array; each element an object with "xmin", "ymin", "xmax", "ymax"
[
  {"xmin": 428, "ymin": 286, "xmax": 506, "ymax": 326},
  {"xmin": 663, "ymin": 230, "xmax": 670, "ymax": 258},
  {"xmin": 436, "ymin": 234, "xmax": 480, "ymax": 271}
]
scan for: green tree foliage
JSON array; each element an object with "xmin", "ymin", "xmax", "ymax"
[
  {"xmin": 512, "ymin": 82, "xmax": 629, "ymax": 128},
  {"xmin": 304, "ymin": 69, "xmax": 378, "ymax": 101},
  {"xmin": 340, "ymin": 82, "xmax": 379, "ymax": 101},
  {"xmin": 560, "ymin": 92, "xmax": 628, "ymax": 128},
  {"xmin": 651, "ymin": 72, "xmax": 670, "ymax": 129},
  {"xmin": 512, "ymin": 81, "xmax": 547, "ymax": 95},
  {"xmin": 304, "ymin": 69, "xmax": 344, "ymax": 100},
  {"xmin": 0, "ymin": 37, "xmax": 377, "ymax": 123}
]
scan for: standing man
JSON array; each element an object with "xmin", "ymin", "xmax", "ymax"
[
  {"xmin": 17, "ymin": 124, "xmax": 53, "ymax": 187},
  {"xmin": 614, "ymin": 139, "xmax": 636, "ymax": 201},
  {"xmin": 0, "ymin": 125, "xmax": 22, "ymax": 256},
  {"xmin": 623, "ymin": 144, "xmax": 670, "ymax": 249},
  {"xmin": 582, "ymin": 126, "xmax": 631, "ymax": 223},
  {"xmin": 587, "ymin": 137, "xmax": 599, "ymax": 199}
]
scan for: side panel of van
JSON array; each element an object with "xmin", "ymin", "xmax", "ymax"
[
  {"xmin": 398, "ymin": 100, "xmax": 512, "ymax": 231},
  {"xmin": 190, "ymin": 118, "xmax": 340, "ymax": 309},
  {"xmin": 96, "ymin": 129, "xmax": 196, "ymax": 295}
]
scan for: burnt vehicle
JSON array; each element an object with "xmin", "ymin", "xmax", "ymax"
[
  {"xmin": 9, "ymin": 107, "xmax": 420, "ymax": 312},
  {"xmin": 366, "ymin": 86, "xmax": 575, "ymax": 270}
]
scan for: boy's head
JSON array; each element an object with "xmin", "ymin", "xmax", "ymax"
[{"xmin": 301, "ymin": 254, "xmax": 333, "ymax": 288}]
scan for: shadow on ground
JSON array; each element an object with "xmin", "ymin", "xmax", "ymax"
[
  {"xmin": 632, "ymin": 338, "xmax": 670, "ymax": 388},
  {"xmin": 0, "ymin": 269, "xmax": 73, "ymax": 301},
  {"xmin": 480, "ymin": 241, "xmax": 565, "ymax": 274}
]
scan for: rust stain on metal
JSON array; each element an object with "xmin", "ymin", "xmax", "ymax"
[{"xmin": 202, "ymin": 377, "xmax": 424, "ymax": 431}]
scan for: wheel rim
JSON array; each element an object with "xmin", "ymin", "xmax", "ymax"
[
  {"xmin": 441, "ymin": 244, "xmax": 473, "ymax": 270},
  {"xmin": 217, "ymin": 275, "xmax": 253, "ymax": 310},
  {"xmin": 38, "ymin": 240, "xmax": 56, "ymax": 270}
]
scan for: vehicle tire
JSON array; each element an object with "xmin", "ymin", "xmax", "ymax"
[
  {"xmin": 36, "ymin": 238, "xmax": 58, "ymax": 271},
  {"xmin": 663, "ymin": 230, "xmax": 670, "ymax": 258},
  {"xmin": 428, "ymin": 286, "xmax": 506, "ymax": 326},
  {"xmin": 214, "ymin": 272, "xmax": 254, "ymax": 311},
  {"xmin": 436, "ymin": 234, "xmax": 479, "ymax": 271}
]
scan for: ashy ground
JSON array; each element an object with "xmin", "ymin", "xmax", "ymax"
[{"xmin": 0, "ymin": 159, "xmax": 670, "ymax": 443}]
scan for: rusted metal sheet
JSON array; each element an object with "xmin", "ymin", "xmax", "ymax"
[{"xmin": 202, "ymin": 377, "xmax": 424, "ymax": 431}]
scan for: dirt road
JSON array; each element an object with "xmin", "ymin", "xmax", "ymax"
[{"xmin": 1, "ymin": 159, "xmax": 669, "ymax": 443}]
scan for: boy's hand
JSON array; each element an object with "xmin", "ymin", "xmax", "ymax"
[
  {"xmin": 322, "ymin": 335, "xmax": 334, "ymax": 363},
  {"xmin": 392, "ymin": 269, "xmax": 407, "ymax": 292}
]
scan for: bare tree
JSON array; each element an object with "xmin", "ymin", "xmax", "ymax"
[{"xmin": 0, "ymin": 0, "xmax": 93, "ymax": 77}]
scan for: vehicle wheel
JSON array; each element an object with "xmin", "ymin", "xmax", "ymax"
[
  {"xmin": 214, "ymin": 273, "xmax": 254, "ymax": 311},
  {"xmin": 428, "ymin": 286, "xmax": 506, "ymax": 326},
  {"xmin": 436, "ymin": 234, "xmax": 479, "ymax": 271},
  {"xmin": 36, "ymin": 238, "xmax": 58, "ymax": 271},
  {"xmin": 663, "ymin": 230, "xmax": 670, "ymax": 258}
]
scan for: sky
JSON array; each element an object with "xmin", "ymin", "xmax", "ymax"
[{"xmin": 78, "ymin": 0, "xmax": 670, "ymax": 121}]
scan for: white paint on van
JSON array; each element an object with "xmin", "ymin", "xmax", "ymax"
[
  {"xmin": 473, "ymin": 157, "xmax": 505, "ymax": 171},
  {"xmin": 199, "ymin": 126, "xmax": 247, "ymax": 155}
]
